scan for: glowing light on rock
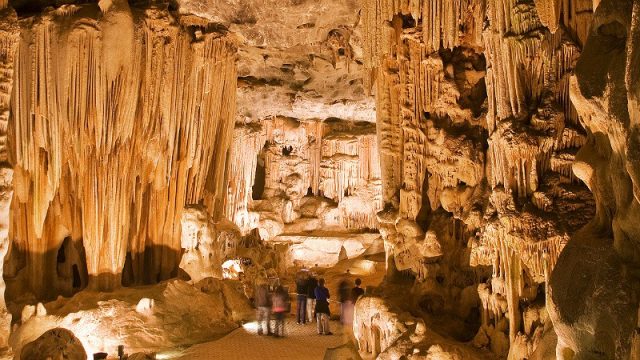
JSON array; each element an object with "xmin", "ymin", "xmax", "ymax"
[{"xmin": 221, "ymin": 259, "xmax": 244, "ymax": 280}]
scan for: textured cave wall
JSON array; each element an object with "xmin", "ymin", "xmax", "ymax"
[
  {"xmin": 361, "ymin": 1, "xmax": 499, "ymax": 353},
  {"xmin": 2, "ymin": 1, "xmax": 237, "ymax": 301},
  {"xmin": 549, "ymin": 0, "xmax": 640, "ymax": 358},
  {"xmin": 173, "ymin": 0, "xmax": 383, "ymax": 238},
  {"xmin": 0, "ymin": 0, "xmax": 636, "ymax": 358},
  {"xmin": 225, "ymin": 117, "xmax": 382, "ymax": 237},
  {"xmin": 0, "ymin": 1, "xmax": 17, "ymax": 349},
  {"xmin": 477, "ymin": 1, "xmax": 595, "ymax": 356},
  {"xmin": 176, "ymin": 0, "xmax": 375, "ymax": 124},
  {"xmin": 361, "ymin": 0, "xmax": 601, "ymax": 358}
]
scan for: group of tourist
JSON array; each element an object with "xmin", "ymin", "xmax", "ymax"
[
  {"xmin": 254, "ymin": 280, "xmax": 290, "ymax": 337},
  {"xmin": 253, "ymin": 266, "xmax": 366, "ymax": 338}
]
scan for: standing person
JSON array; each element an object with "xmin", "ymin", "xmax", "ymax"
[
  {"xmin": 338, "ymin": 272, "xmax": 353, "ymax": 325},
  {"xmin": 314, "ymin": 278, "xmax": 333, "ymax": 335},
  {"xmin": 271, "ymin": 285, "xmax": 289, "ymax": 337},
  {"xmin": 306, "ymin": 273, "xmax": 318, "ymax": 323},
  {"xmin": 254, "ymin": 280, "xmax": 272, "ymax": 336},
  {"xmin": 351, "ymin": 278, "xmax": 365, "ymax": 301},
  {"xmin": 295, "ymin": 271, "xmax": 309, "ymax": 324}
]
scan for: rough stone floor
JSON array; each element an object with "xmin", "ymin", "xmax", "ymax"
[{"xmin": 175, "ymin": 317, "xmax": 348, "ymax": 360}]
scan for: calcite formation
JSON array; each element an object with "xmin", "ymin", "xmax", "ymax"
[
  {"xmin": 549, "ymin": 0, "xmax": 640, "ymax": 358},
  {"xmin": 354, "ymin": 295, "xmax": 495, "ymax": 359},
  {"xmin": 281, "ymin": 232, "xmax": 381, "ymax": 268},
  {"xmin": 10, "ymin": 279, "xmax": 247, "ymax": 357},
  {"xmin": 19, "ymin": 327, "xmax": 86, "ymax": 360},
  {"xmin": 358, "ymin": 0, "xmax": 627, "ymax": 358},
  {"xmin": 225, "ymin": 117, "xmax": 382, "ymax": 236},
  {"xmin": 0, "ymin": 0, "xmax": 638, "ymax": 359},
  {"xmin": 179, "ymin": 206, "xmax": 241, "ymax": 283},
  {"xmin": 3, "ymin": 1, "xmax": 237, "ymax": 302},
  {"xmin": 0, "ymin": 2, "xmax": 18, "ymax": 350}
]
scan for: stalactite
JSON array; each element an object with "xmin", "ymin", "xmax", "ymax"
[
  {"xmin": 7, "ymin": 5, "xmax": 237, "ymax": 297},
  {"xmin": 224, "ymin": 124, "xmax": 266, "ymax": 234},
  {"xmin": 487, "ymin": 125, "xmax": 556, "ymax": 197},
  {"xmin": 225, "ymin": 118, "xmax": 382, "ymax": 232},
  {"xmin": 346, "ymin": 0, "xmax": 596, "ymax": 357},
  {"xmin": 375, "ymin": 57, "xmax": 404, "ymax": 206},
  {"xmin": 534, "ymin": 0, "xmax": 593, "ymax": 46},
  {"xmin": 423, "ymin": 0, "xmax": 486, "ymax": 52},
  {"xmin": 362, "ymin": 0, "xmax": 485, "ymax": 92},
  {"xmin": 364, "ymin": 0, "xmax": 488, "ymax": 215},
  {"xmin": 306, "ymin": 120, "xmax": 323, "ymax": 195},
  {"xmin": 0, "ymin": 4, "xmax": 17, "ymax": 348},
  {"xmin": 319, "ymin": 137, "xmax": 358, "ymax": 202},
  {"xmin": 260, "ymin": 117, "xmax": 313, "ymax": 209},
  {"xmin": 0, "ymin": 6, "xmax": 17, "ymax": 166},
  {"xmin": 481, "ymin": 224, "xmax": 568, "ymax": 283}
]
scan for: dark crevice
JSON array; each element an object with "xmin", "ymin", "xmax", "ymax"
[
  {"xmin": 238, "ymin": 76, "xmax": 285, "ymax": 87},
  {"xmin": 9, "ymin": 0, "xmax": 92, "ymax": 16},
  {"xmin": 72, "ymin": 265, "xmax": 81, "ymax": 289},
  {"xmin": 252, "ymin": 146, "xmax": 267, "ymax": 200},
  {"xmin": 282, "ymin": 145, "xmax": 293, "ymax": 156}
]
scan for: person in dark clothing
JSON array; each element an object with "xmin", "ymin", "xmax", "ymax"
[
  {"xmin": 254, "ymin": 281, "xmax": 272, "ymax": 335},
  {"xmin": 314, "ymin": 278, "xmax": 332, "ymax": 335},
  {"xmin": 295, "ymin": 272, "xmax": 309, "ymax": 324},
  {"xmin": 338, "ymin": 274, "xmax": 353, "ymax": 325},
  {"xmin": 351, "ymin": 278, "xmax": 365, "ymax": 301},
  {"xmin": 271, "ymin": 285, "xmax": 289, "ymax": 337},
  {"xmin": 306, "ymin": 274, "xmax": 318, "ymax": 322}
]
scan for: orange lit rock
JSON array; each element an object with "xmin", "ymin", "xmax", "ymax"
[{"xmin": 4, "ymin": 3, "xmax": 237, "ymax": 300}]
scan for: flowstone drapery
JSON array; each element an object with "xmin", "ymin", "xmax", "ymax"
[
  {"xmin": 4, "ymin": 2, "xmax": 237, "ymax": 300},
  {"xmin": 0, "ymin": 0, "xmax": 638, "ymax": 359}
]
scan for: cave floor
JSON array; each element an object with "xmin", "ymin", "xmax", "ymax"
[{"xmin": 171, "ymin": 318, "xmax": 350, "ymax": 360}]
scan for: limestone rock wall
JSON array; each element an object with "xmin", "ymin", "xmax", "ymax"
[
  {"xmin": 0, "ymin": 2, "xmax": 17, "ymax": 349},
  {"xmin": 361, "ymin": 0, "xmax": 609, "ymax": 358},
  {"xmin": 225, "ymin": 117, "xmax": 382, "ymax": 236},
  {"xmin": 176, "ymin": 0, "xmax": 375, "ymax": 124},
  {"xmin": 3, "ymin": 2, "xmax": 237, "ymax": 301},
  {"xmin": 179, "ymin": 206, "xmax": 241, "ymax": 284},
  {"xmin": 549, "ymin": 0, "xmax": 640, "ymax": 358}
]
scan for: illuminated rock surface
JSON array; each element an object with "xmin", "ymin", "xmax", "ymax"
[
  {"xmin": 4, "ymin": 1, "xmax": 237, "ymax": 302},
  {"xmin": 0, "ymin": 0, "xmax": 637, "ymax": 359},
  {"xmin": 10, "ymin": 279, "xmax": 247, "ymax": 357}
]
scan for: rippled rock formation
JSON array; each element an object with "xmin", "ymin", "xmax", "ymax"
[{"xmin": 0, "ymin": 0, "xmax": 638, "ymax": 359}]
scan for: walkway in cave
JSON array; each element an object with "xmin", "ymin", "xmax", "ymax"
[
  {"xmin": 175, "ymin": 318, "xmax": 349, "ymax": 360},
  {"xmin": 167, "ymin": 255, "xmax": 383, "ymax": 360}
]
